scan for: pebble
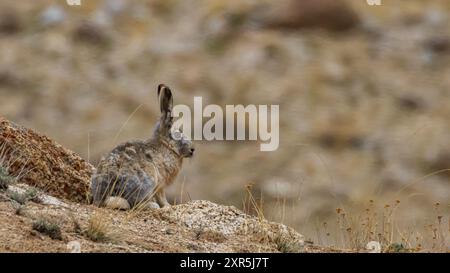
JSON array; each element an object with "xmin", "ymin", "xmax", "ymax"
[{"xmin": 40, "ymin": 6, "xmax": 66, "ymax": 27}]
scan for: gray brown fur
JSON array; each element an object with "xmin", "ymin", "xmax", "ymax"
[{"xmin": 90, "ymin": 84, "xmax": 194, "ymax": 209}]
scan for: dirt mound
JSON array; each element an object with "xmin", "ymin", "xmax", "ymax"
[
  {"xmin": 0, "ymin": 117, "xmax": 94, "ymax": 202},
  {"xmin": 0, "ymin": 185, "xmax": 306, "ymax": 253},
  {"xmin": 160, "ymin": 200, "xmax": 303, "ymax": 245}
]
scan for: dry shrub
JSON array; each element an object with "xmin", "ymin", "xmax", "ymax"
[
  {"xmin": 32, "ymin": 216, "xmax": 62, "ymax": 240},
  {"xmin": 85, "ymin": 212, "xmax": 117, "ymax": 243}
]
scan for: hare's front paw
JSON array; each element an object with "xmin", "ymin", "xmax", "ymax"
[
  {"xmin": 160, "ymin": 202, "xmax": 170, "ymax": 208},
  {"xmin": 104, "ymin": 197, "xmax": 130, "ymax": 210},
  {"xmin": 155, "ymin": 190, "xmax": 171, "ymax": 208}
]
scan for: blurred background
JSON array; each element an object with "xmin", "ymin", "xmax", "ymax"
[{"xmin": 0, "ymin": 0, "xmax": 449, "ymax": 248}]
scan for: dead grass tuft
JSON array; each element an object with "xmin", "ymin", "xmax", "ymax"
[
  {"xmin": 32, "ymin": 216, "xmax": 62, "ymax": 240},
  {"xmin": 85, "ymin": 212, "xmax": 117, "ymax": 243},
  {"xmin": 7, "ymin": 187, "xmax": 40, "ymax": 205},
  {"xmin": 195, "ymin": 228, "xmax": 227, "ymax": 243},
  {"xmin": 0, "ymin": 166, "xmax": 13, "ymax": 190}
]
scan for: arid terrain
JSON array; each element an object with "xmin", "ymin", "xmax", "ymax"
[
  {"xmin": 0, "ymin": 190, "xmax": 308, "ymax": 253},
  {"xmin": 0, "ymin": 0, "xmax": 449, "ymax": 252}
]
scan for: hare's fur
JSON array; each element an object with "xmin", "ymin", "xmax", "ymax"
[{"xmin": 90, "ymin": 84, "xmax": 194, "ymax": 209}]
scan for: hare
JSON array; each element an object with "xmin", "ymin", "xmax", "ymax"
[{"xmin": 90, "ymin": 84, "xmax": 194, "ymax": 210}]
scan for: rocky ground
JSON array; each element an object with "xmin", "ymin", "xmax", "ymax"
[{"xmin": 0, "ymin": 189, "xmax": 308, "ymax": 253}]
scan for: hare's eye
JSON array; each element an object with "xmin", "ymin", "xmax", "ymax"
[{"xmin": 172, "ymin": 130, "xmax": 182, "ymax": 140}]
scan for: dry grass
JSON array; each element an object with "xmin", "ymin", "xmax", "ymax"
[
  {"xmin": 0, "ymin": 143, "xmax": 19, "ymax": 190},
  {"xmin": 7, "ymin": 187, "xmax": 40, "ymax": 205},
  {"xmin": 243, "ymin": 183, "xmax": 265, "ymax": 221},
  {"xmin": 7, "ymin": 191, "xmax": 28, "ymax": 205},
  {"xmin": 11, "ymin": 202, "xmax": 25, "ymax": 216},
  {"xmin": 85, "ymin": 212, "xmax": 117, "ymax": 243},
  {"xmin": 67, "ymin": 210, "xmax": 82, "ymax": 234},
  {"xmin": 241, "ymin": 183, "xmax": 305, "ymax": 252},
  {"xmin": 274, "ymin": 197, "xmax": 449, "ymax": 252},
  {"xmin": 0, "ymin": 143, "xmax": 40, "ymax": 211},
  {"xmin": 32, "ymin": 216, "xmax": 62, "ymax": 240},
  {"xmin": 274, "ymin": 233, "xmax": 303, "ymax": 253},
  {"xmin": 0, "ymin": 166, "xmax": 13, "ymax": 191},
  {"xmin": 194, "ymin": 227, "xmax": 227, "ymax": 243},
  {"xmin": 241, "ymin": 181, "xmax": 448, "ymax": 252}
]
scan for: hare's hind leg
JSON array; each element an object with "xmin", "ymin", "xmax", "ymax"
[{"xmin": 104, "ymin": 196, "xmax": 131, "ymax": 210}]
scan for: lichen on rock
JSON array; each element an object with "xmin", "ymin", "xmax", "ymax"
[
  {"xmin": 0, "ymin": 117, "xmax": 94, "ymax": 202},
  {"xmin": 158, "ymin": 200, "xmax": 305, "ymax": 249}
]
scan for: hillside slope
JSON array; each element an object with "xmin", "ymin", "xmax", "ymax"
[
  {"xmin": 0, "ymin": 186, "xmax": 308, "ymax": 253},
  {"xmin": 0, "ymin": 117, "xmax": 93, "ymax": 202}
]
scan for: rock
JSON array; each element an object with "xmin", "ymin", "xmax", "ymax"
[
  {"xmin": 67, "ymin": 241, "xmax": 81, "ymax": 253},
  {"xmin": 159, "ymin": 200, "xmax": 305, "ymax": 248},
  {"xmin": 257, "ymin": 0, "xmax": 360, "ymax": 32},
  {"xmin": 261, "ymin": 178, "xmax": 298, "ymax": 199},
  {"xmin": 72, "ymin": 21, "xmax": 111, "ymax": 46},
  {"xmin": 92, "ymin": 0, "xmax": 127, "ymax": 27},
  {"xmin": 396, "ymin": 95, "xmax": 425, "ymax": 111},
  {"xmin": 103, "ymin": 0, "xmax": 127, "ymax": 15},
  {"xmin": 104, "ymin": 196, "xmax": 130, "ymax": 210},
  {"xmin": 366, "ymin": 241, "xmax": 381, "ymax": 253},
  {"xmin": 428, "ymin": 152, "xmax": 450, "ymax": 179},
  {"xmin": 0, "ymin": 70, "xmax": 24, "ymax": 88},
  {"xmin": 8, "ymin": 184, "xmax": 69, "ymax": 207},
  {"xmin": 0, "ymin": 9, "xmax": 21, "ymax": 34},
  {"xmin": 424, "ymin": 36, "xmax": 450, "ymax": 54},
  {"xmin": 423, "ymin": 8, "xmax": 447, "ymax": 27},
  {"xmin": 40, "ymin": 6, "xmax": 66, "ymax": 27},
  {"xmin": 0, "ymin": 117, "xmax": 94, "ymax": 202}
]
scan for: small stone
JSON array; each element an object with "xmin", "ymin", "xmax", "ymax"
[
  {"xmin": 67, "ymin": 241, "xmax": 81, "ymax": 253},
  {"xmin": 146, "ymin": 202, "xmax": 160, "ymax": 209},
  {"xmin": 424, "ymin": 36, "xmax": 450, "ymax": 54},
  {"xmin": 72, "ymin": 21, "xmax": 111, "ymax": 46},
  {"xmin": 165, "ymin": 228, "xmax": 175, "ymax": 235},
  {"xmin": 40, "ymin": 6, "xmax": 66, "ymax": 27},
  {"xmin": 366, "ymin": 241, "xmax": 381, "ymax": 253}
]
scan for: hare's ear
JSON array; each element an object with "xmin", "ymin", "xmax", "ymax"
[
  {"xmin": 157, "ymin": 84, "xmax": 173, "ymax": 129},
  {"xmin": 158, "ymin": 83, "xmax": 173, "ymax": 116}
]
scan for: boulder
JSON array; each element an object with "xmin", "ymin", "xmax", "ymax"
[
  {"xmin": 0, "ymin": 117, "xmax": 94, "ymax": 202},
  {"xmin": 257, "ymin": 0, "xmax": 360, "ymax": 32}
]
